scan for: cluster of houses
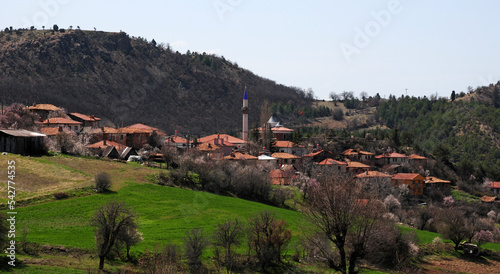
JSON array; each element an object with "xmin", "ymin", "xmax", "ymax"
[{"xmin": 1, "ymin": 103, "xmax": 500, "ymax": 200}]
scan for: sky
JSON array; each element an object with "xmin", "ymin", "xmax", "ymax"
[{"xmin": 2, "ymin": 0, "xmax": 500, "ymax": 100}]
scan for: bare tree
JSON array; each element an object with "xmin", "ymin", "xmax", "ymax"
[
  {"xmin": 91, "ymin": 201, "xmax": 137, "ymax": 270},
  {"xmin": 304, "ymin": 175, "xmax": 385, "ymax": 273},
  {"xmin": 184, "ymin": 228, "xmax": 209, "ymax": 273},
  {"xmin": 213, "ymin": 219, "xmax": 244, "ymax": 271},
  {"xmin": 248, "ymin": 211, "xmax": 292, "ymax": 269}
]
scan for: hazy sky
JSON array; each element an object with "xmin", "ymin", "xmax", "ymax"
[{"xmin": 2, "ymin": 0, "xmax": 500, "ymax": 100}]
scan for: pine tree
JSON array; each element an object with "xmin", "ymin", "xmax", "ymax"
[{"xmin": 451, "ymin": 90, "xmax": 456, "ymax": 102}]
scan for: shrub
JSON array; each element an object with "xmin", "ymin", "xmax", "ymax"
[
  {"xmin": 53, "ymin": 191, "xmax": 68, "ymax": 199},
  {"xmin": 95, "ymin": 172, "xmax": 112, "ymax": 193}
]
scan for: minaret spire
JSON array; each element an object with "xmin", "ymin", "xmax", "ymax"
[{"xmin": 242, "ymin": 87, "xmax": 249, "ymax": 141}]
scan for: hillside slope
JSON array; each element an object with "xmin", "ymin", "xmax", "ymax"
[{"xmin": 0, "ymin": 29, "xmax": 310, "ymax": 135}]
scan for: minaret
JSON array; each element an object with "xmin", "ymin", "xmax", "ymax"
[{"xmin": 242, "ymin": 87, "xmax": 249, "ymax": 141}]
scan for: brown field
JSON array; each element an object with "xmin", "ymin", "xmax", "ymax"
[{"xmin": 0, "ymin": 154, "xmax": 159, "ymax": 202}]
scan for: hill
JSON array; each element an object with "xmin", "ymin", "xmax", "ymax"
[{"xmin": 0, "ymin": 28, "xmax": 312, "ymax": 135}]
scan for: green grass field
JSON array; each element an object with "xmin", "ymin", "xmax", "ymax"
[{"xmin": 19, "ymin": 182, "xmax": 304, "ymax": 250}]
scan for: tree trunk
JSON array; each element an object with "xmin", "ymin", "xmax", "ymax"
[{"xmin": 99, "ymin": 255, "xmax": 105, "ymax": 270}]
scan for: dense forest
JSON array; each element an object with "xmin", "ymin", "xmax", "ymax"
[
  {"xmin": 377, "ymin": 84, "xmax": 500, "ymax": 181},
  {"xmin": 0, "ymin": 27, "xmax": 312, "ymax": 135}
]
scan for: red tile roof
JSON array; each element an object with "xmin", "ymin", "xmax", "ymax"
[
  {"xmin": 198, "ymin": 134, "xmax": 246, "ymax": 144},
  {"xmin": 271, "ymin": 152, "xmax": 300, "ymax": 159},
  {"xmin": 28, "ymin": 104, "xmax": 62, "ymax": 111},
  {"xmin": 165, "ymin": 135, "xmax": 188, "ymax": 144},
  {"xmin": 224, "ymin": 152, "xmax": 258, "ymax": 160},
  {"xmin": 425, "ymin": 177, "xmax": 451, "ymax": 184},
  {"xmin": 376, "ymin": 152, "xmax": 408, "ymax": 159},
  {"xmin": 121, "ymin": 123, "xmax": 166, "ymax": 135},
  {"xmin": 40, "ymin": 127, "xmax": 73, "ymax": 136},
  {"xmin": 69, "ymin": 113, "xmax": 101, "ymax": 121},
  {"xmin": 342, "ymin": 149, "xmax": 374, "ymax": 156},
  {"xmin": 303, "ymin": 149, "xmax": 333, "ymax": 158},
  {"xmin": 87, "ymin": 127, "xmax": 119, "ymax": 134},
  {"xmin": 347, "ymin": 161, "xmax": 371, "ymax": 168},
  {"xmin": 481, "ymin": 196, "xmax": 498, "ymax": 203},
  {"xmin": 409, "ymin": 154, "xmax": 427, "ymax": 160},
  {"xmin": 355, "ymin": 171, "xmax": 392, "ymax": 178},
  {"xmin": 392, "ymin": 173, "xmax": 424, "ymax": 180},
  {"xmin": 317, "ymin": 158, "xmax": 347, "ymax": 166},
  {"xmin": 43, "ymin": 117, "xmax": 82, "ymax": 125},
  {"xmin": 86, "ymin": 140, "xmax": 127, "ymax": 151},
  {"xmin": 270, "ymin": 169, "xmax": 285, "ymax": 179},
  {"xmin": 489, "ymin": 182, "xmax": 500, "ymax": 189},
  {"xmin": 271, "ymin": 126, "xmax": 294, "ymax": 133},
  {"xmin": 275, "ymin": 140, "xmax": 304, "ymax": 148}
]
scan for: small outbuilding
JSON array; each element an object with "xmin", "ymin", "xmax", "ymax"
[{"xmin": 0, "ymin": 129, "xmax": 46, "ymax": 155}]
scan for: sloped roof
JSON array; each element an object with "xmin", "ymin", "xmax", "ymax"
[
  {"xmin": 271, "ymin": 152, "xmax": 300, "ymax": 159},
  {"xmin": 120, "ymin": 147, "xmax": 137, "ymax": 159},
  {"xmin": 43, "ymin": 117, "xmax": 81, "ymax": 125},
  {"xmin": 392, "ymin": 173, "xmax": 425, "ymax": 180},
  {"xmin": 224, "ymin": 152, "xmax": 258, "ymax": 160},
  {"xmin": 87, "ymin": 127, "xmax": 119, "ymax": 134},
  {"xmin": 342, "ymin": 149, "xmax": 374, "ymax": 156},
  {"xmin": 376, "ymin": 152, "xmax": 408, "ymax": 159},
  {"xmin": 69, "ymin": 113, "xmax": 101, "ymax": 121},
  {"xmin": 425, "ymin": 176, "xmax": 451, "ymax": 184},
  {"xmin": 271, "ymin": 126, "xmax": 294, "ymax": 133},
  {"xmin": 165, "ymin": 135, "xmax": 188, "ymax": 144},
  {"xmin": 303, "ymin": 149, "xmax": 333, "ymax": 158},
  {"xmin": 481, "ymin": 196, "xmax": 498, "ymax": 203},
  {"xmin": 347, "ymin": 161, "xmax": 371, "ymax": 168},
  {"xmin": 86, "ymin": 140, "xmax": 127, "ymax": 151},
  {"xmin": 489, "ymin": 182, "xmax": 500, "ymax": 189},
  {"xmin": 40, "ymin": 127, "xmax": 73, "ymax": 136},
  {"xmin": 0, "ymin": 129, "xmax": 46, "ymax": 137},
  {"xmin": 258, "ymin": 155, "xmax": 277, "ymax": 160},
  {"xmin": 275, "ymin": 140, "xmax": 304, "ymax": 148},
  {"xmin": 102, "ymin": 146, "xmax": 119, "ymax": 158},
  {"xmin": 121, "ymin": 123, "xmax": 166, "ymax": 135},
  {"xmin": 197, "ymin": 142, "xmax": 222, "ymax": 152},
  {"xmin": 198, "ymin": 134, "xmax": 246, "ymax": 144},
  {"xmin": 355, "ymin": 171, "xmax": 392, "ymax": 178},
  {"xmin": 317, "ymin": 158, "xmax": 347, "ymax": 166},
  {"xmin": 409, "ymin": 154, "xmax": 427, "ymax": 160},
  {"xmin": 28, "ymin": 104, "xmax": 62, "ymax": 111}
]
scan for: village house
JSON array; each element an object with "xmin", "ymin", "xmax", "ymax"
[
  {"xmin": 424, "ymin": 176, "xmax": 451, "ymax": 195},
  {"xmin": 86, "ymin": 127, "xmax": 120, "ymax": 143},
  {"xmin": 42, "ymin": 117, "xmax": 82, "ymax": 132},
  {"xmin": 115, "ymin": 123, "xmax": 166, "ymax": 149},
  {"xmin": 86, "ymin": 140, "xmax": 128, "ymax": 157},
  {"xmin": 271, "ymin": 152, "xmax": 301, "ymax": 167},
  {"xmin": 316, "ymin": 158, "xmax": 348, "ymax": 172},
  {"xmin": 224, "ymin": 152, "xmax": 258, "ymax": 162},
  {"xmin": 346, "ymin": 161, "xmax": 372, "ymax": 174},
  {"xmin": 0, "ymin": 129, "xmax": 46, "ymax": 155},
  {"xmin": 67, "ymin": 113, "xmax": 101, "ymax": 128},
  {"xmin": 302, "ymin": 149, "xmax": 335, "ymax": 163},
  {"xmin": 197, "ymin": 136, "xmax": 235, "ymax": 160},
  {"xmin": 165, "ymin": 135, "xmax": 193, "ymax": 149},
  {"xmin": 28, "ymin": 103, "xmax": 63, "ymax": 120},
  {"xmin": 375, "ymin": 152, "xmax": 408, "ymax": 165},
  {"xmin": 40, "ymin": 127, "xmax": 74, "ymax": 140},
  {"xmin": 409, "ymin": 154, "xmax": 427, "ymax": 166},
  {"xmin": 342, "ymin": 149, "xmax": 374, "ymax": 164},
  {"xmin": 257, "ymin": 154, "xmax": 278, "ymax": 167},
  {"xmin": 354, "ymin": 171, "xmax": 392, "ymax": 184},
  {"xmin": 274, "ymin": 140, "xmax": 307, "ymax": 156},
  {"xmin": 259, "ymin": 116, "xmax": 295, "ymax": 141},
  {"xmin": 269, "ymin": 165, "xmax": 296, "ymax": 185},
  {"xmin": 489, "ymin": 182, "xmax": 500, "ymax": 195},
  {"xmin": 199, "ymin": 134, "xmax": 246, "ymax": 150},
  {"xmin": 391, "ymin": 173, "xmax": 425, "ymax": 196}
]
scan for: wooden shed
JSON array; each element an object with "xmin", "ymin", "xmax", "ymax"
[{"xmin": 0, "ymin": 129, "xmax": 46, "ymax": 155}]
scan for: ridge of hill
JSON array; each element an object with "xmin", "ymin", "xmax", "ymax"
[{"xmin": 0, "ymin": 29, "xmax": 311, "ymax": 135}]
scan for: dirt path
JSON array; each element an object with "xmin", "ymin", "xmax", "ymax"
[{"xmin": 423, "ymin": 256, "xmax": 500, "ymax": 273}]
